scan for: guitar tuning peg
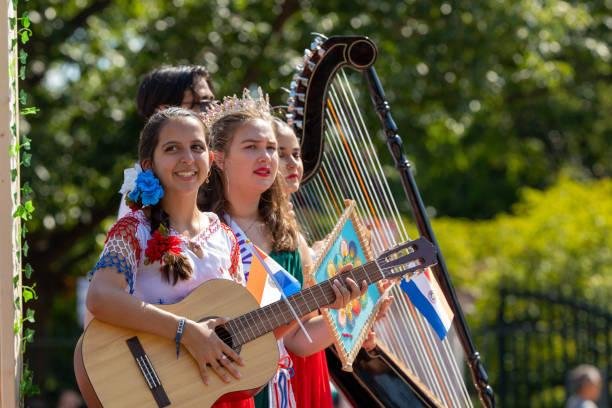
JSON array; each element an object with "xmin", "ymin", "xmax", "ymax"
[
  {"xmin": 294, "ymin": 120, "xmax": 303, "ymax": 129},
  {"xmin": 297, "ymin": 75, "xmax": 308, "ymax": 86},
  {"xmin": 290, "ymin": 80, "xmax": 297, "ymax": 91},
  {"xmin": 303, "ymin": 49, "xmax": 313, "ymax": 59},
  {"xmin": 294, "ymin": 106, "xmax": 304, "ymax": 115},
  {"xmin": 307, "ymin": 61, "xmax": 316, "ymax": 71},
  {"xmin": 295, "ymin": 92, "xmax": 305, "ymax": 102},
  {"xmin": 295, "ymin": 64, "xmax": 304, "ymax": 71}
]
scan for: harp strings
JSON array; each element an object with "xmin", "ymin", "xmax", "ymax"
[
  {"xmin": 333, "ymin": 70, "xmax": 473, "ymax": 407},
  {"xmin": 334, "ymin": 70, "xmax": 473, "ymax": 407},
  {"xmin": 292, "ymin": 68, "xmax": 472, "ymax": 407},
  {"xmin": 329, "ymin": 75, "xmax": 466, "ymax": 408}
]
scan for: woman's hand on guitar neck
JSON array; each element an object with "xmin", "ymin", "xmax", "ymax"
[
  {"xmin": 181, "ymin": 317, "xmax": 244, "ymax": 385},
  {"xmin": 327, "ymin": 265, "xmax": 368, "ymax": 310}
]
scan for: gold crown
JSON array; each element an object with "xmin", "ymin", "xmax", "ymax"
[{"xmin": 200, "ymin": 87, "xmax": 271, "ymax": 131}]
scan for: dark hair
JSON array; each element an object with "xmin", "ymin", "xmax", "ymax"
[
  {"xmin": 139, "ymin": 107, "xmax": 208, "ymax": 284},
  {"xmin": 136, "ymin": 65, "xmax": 214, "ymax": 119},
  {"xmin": 199, "ymin": 106, "xmax": 299, "ymax": 252}
]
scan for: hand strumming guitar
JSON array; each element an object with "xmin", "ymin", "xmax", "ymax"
[{"xmin": 181, "ymin": 317, "xmax": 244, "ymax": 385}]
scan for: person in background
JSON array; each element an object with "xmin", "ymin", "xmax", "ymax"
[
  {"xmin": 566, "ymin": 364, "xmax": 603, "ymax": 408},
  {"xmin": 136, "ymin": 65, "xmax": 215, "ymax": 120},
  {"xmin": 119, "ymin": 65, "xmax": 217, "ymax": 218}
]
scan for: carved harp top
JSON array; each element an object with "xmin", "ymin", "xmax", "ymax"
[{"xmin": 288, "ymin": 36, "xmax": 377, "ymax": 182}]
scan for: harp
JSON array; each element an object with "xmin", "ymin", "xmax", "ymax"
[{"xmin": 286, "ymin": 35, "xmax": 495, "ymax": 407}]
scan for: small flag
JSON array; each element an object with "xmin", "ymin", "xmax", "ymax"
[
  {"xmin": 246, "ymin": 246, "xmax": 301, "ymax": 306},
  {"xmin": 400, "ymin": 268, "xmax": 454, "ymax": 340}
]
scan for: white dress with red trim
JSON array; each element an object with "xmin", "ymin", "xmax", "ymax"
[{"xmin": 90, "ymin": 210, "xmax": 244, "ymax": 305}]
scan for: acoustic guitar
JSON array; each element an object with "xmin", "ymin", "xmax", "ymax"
[{"xmin": 74, "ymin": 237, "xmax": 436, "ymax": 407}]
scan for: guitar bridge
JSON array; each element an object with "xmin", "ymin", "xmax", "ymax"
[{"xmin": 126, "ymin": 336, "xmax": 171, "ymax": 407}]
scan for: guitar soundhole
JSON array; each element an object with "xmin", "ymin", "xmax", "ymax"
[
  {"xmin": 215, "ymin": 324, "xmax": 242, "ymax": 355},
  {"xmin": 198, "ymin": 316, "xmax": 242, "ymax": 355}
]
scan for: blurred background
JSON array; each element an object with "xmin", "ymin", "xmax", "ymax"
[{"xmin": 19, "ymin": 0, "xmax": 610, "ymax": 406}]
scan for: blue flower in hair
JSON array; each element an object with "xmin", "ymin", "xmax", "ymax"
[{"xmin": 128, "ymin": 169, "xmax": 164, "ymax": 207}]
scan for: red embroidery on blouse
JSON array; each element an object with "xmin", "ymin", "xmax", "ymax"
[
  {"xmin": 220, "ymin": 222, "xmax": 240, "ymax": 279},
  {"xmin": 106, "ymin": 215, "xmax": 142, "ymax": 263}
]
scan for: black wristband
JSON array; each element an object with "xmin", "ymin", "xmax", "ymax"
[{"xmin": 175, "ymin": 318, "xmax": 186, "ymax": 359}]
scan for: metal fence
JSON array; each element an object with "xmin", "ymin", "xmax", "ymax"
[{"xmin": 477, "ymin": 287, "xmax": 610, "ymax": 407}]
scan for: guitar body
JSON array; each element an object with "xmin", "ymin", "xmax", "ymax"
[{"xmin": 74, "ymin": 279, "xmax": 279, "ymax": 407}]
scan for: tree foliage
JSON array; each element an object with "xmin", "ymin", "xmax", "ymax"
[{"xmin": 20, "ymin": 0, "xmax": 611, "ymax": 400}]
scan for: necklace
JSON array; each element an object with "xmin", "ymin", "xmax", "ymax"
[
  {"xmin": 172, "ymin": 213, "xmax": 205, "ymax": 258},
  {"xmin": 230, "ymin": 215, "xmax": 264, "ymax": 237}
]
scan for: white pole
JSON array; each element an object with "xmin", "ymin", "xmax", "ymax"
[{"xmin": 0, "ymin": 0, "xmax": 22, "ymax": 406}]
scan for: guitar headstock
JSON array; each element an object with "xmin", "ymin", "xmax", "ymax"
[{"xmin": 376, "ymin": 237, "xmax": 438, "ymax": 280}]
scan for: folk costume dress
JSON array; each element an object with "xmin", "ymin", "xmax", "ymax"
[
  {"xmin": 276, "ymin": 254, "xmax": 334, "ymax": 408},
  {"xmin": 224, "ymin": 216, "xmax": 299, "ymax": 408},
  {"xmin": 89, "ymin": 209, "xmax": 254, "ymax": 408}
]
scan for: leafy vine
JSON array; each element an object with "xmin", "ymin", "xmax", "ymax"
[{"xmin": 8, "ymin": 0, "xmax": 39, "ymax": 401}]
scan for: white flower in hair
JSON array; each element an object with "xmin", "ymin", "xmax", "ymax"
[{"xmin": 119, "ymin": 163, "xmax": 142, "ymax": 195}]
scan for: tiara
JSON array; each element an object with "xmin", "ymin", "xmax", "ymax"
[{"xmin": 200, "ymin": 87, "xmax": 271, "ymax": 130}]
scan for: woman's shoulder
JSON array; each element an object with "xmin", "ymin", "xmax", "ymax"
[{"xmin": 108, "ymin": 210, "xmax": 150, "ymax": 240}]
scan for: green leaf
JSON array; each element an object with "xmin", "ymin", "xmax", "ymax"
[
  {"xmin": 8, "ymin": 142, "xmax": 19, "ymax": 157},
  {"xmin": 20, "ymin": 107, "xmax": 40, "ymax": 116},
  {"xmin": 24, "ymin": 200, "xmax": 34, "ymax": 213},
  {"xmin": 19, "ymin": 66, "xmax": 26, "ymax": 80},
  {"xmin": 21, "ymin": 135, "xmax": 31, "ymax": 150},
  {"xmin": 19, "ymin": 49, "xmax": 27, "ymax": 64},
  {"xmin": 19, "ymin": 363, "xmax": 40, "ymax": 397},
  {"xmin": 13, "ymin": 274, "xmax": 19, "ymax": 287},
  {"xmin": 19, "ymin": 89, "xmax": 27, "ymax": 105},
  {"xmin": 24, "ymin": 263, "xmax": 33, "ymax": 279},
  {"xmin": 21, "ymin": 152, "xmax": 32, "ymax": 167},
  {"xmin": 21, "ymin": 14, "xmax": 30, "ymax": 29},
  {"xmin": 23, "ymin": 241, "xmax": 29, "ymax": 257},
  {"xmin": 23, "ymin": 288, "xmax": 34, "ymax": 303},
  {"xmin": 24, "ymin": 328, "xmax": 35, "ymax": 343},
  {"xmin": 13, "ymin": 320, "xmax": 20, "ymax": 334},
  {"xmin": 24, "ymin": 308, "xmax": 35, "ymax": 323},
  {"xmin": 13, "ymin": 200, "xmax": 35, "ymax": 220},
  {"xmin": 20, "ymin": 31, "xmax": 29, "ymax": 44},
  {"xmin": 21, "ymin": 182, "xmax": 33, "ymax": 197},
  {"xmin": 10, "ymin": 169, "xmax": 17, "ymax": 182}
]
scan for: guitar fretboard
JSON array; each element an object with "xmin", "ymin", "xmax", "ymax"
[{"xmin": 225, "ymin": 261, "xmax": 384, "ymax": 347}]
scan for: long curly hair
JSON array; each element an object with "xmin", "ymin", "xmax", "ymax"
[
  {"xmin": 138, "ymin": 107, "xmax": 208, "ymax": 284},
  {"xmin": 198, "ymin": 106, "xmax": 299, "ymax": 252}
]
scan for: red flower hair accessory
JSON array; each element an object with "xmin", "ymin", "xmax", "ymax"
[{"xmin": 145, "ymin": 224, "xmax": 183, "ymax": 264}]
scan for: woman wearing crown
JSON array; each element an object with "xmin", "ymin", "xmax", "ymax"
[{"xmin": 199, "ymin": 89, "xmax": 367, "ymax": 408}]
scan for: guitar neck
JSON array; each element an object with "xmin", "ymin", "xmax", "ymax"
[{"xmin": 225, "ymin": 261, "xmax": 384, "ymax": 347}]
